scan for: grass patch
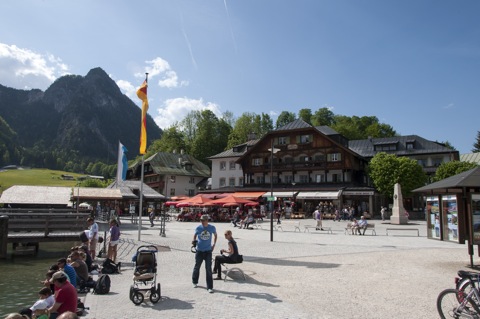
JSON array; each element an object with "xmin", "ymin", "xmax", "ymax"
[{"xmin": 0, "ymin": 168, "xmax": 82, "ymax": 194}]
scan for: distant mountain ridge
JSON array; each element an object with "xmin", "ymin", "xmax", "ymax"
[{"xmin": 0, "ymin": 67, "xmax": 162, "ymax": 168}]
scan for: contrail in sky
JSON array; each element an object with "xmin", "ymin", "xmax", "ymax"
[
  {"xmin": 180, "ymin": 11, "xmax": 198, "ymax": 69},
  {"xmin": 224, "ymin": 0, "xmax": 238, "ymax": 54}
]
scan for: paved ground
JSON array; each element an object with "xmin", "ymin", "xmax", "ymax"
[{"xmin": 82, "ymin": 217, "xmax": 473, "ymax": 319}]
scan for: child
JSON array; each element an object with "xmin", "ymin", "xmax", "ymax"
[{"xmin": 30, "ymin": 287, "xmax": 54, "ymax": 319}]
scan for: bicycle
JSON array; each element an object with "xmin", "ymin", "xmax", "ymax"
[{"xmin": 437, "ymin": 271, "xmax": 480, "ymax": 318}]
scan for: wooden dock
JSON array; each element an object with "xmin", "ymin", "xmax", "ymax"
[{"xmin": 0, "ymin": 209, "xmax": 90, "ymax": 258}]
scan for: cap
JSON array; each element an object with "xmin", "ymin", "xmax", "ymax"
[
  {"xmin": 30, "ymin": 299, "xmax": 48, "ymax": 311},
  {"xmin": 200, "ymin": 214, "xmax": 209, "ymax": 221},
  {"xmin": 50, "ymin": 271, "xmax": 67, "ymax": 283}
]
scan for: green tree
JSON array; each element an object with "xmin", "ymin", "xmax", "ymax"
[
  {"xmin": 311, "ymin": 107, "xmax": 335, "ymax": 126},
  {"xmin": 473, "ymin": 131, "xmax": 480, "ymax": 153},
  {"xmin": 332, "ymin": 115, "xmax": 396, "ymax": 140},
  {"xmin": 275, "ymin": 111, "xmax": 296, "ymax": 128},
  {"xmin": 227, "ymin": 112, "xmax": 272, "ymax": 148},
  {"xmin": 369, "ymin": 152, "xmax": 427, "ymax": 199},
  {"xmin": 433, "ymin": 161, "xmax": 478, "ymax": 182},
  {"xmin": 147, "ymin": 125, "xmax": 186, "ymax": 156},
  {"xmin": 191, "ymin": 110, "xmax": 230, "ymax": 165},
  {"xmin": 298, "ymin": 108, "xmax": 312, "ymax": 124}
]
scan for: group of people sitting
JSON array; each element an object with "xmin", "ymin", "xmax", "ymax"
[
  {"xmin": 8, "ymin": 244, "xmax": 96, "ymax": 319},
  {"xmin": 231, "ymin": 210, "xmax": 257, "ymax": 229},
  {"xmin": 7, "ymin": 216, "xmax": 121, "ymax": 319}
]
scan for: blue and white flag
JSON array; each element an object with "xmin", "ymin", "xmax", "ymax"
[{"xmin": 116, "ymin": 141, "xmax": 128, "ymax": 182}]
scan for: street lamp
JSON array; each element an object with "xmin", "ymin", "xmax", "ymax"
[
  {"xmin": 292, "ymin": 182, "xmax": 296, "ymax": 215},
  {"xmin": 268, "ymin": 139, "xmax": 281, "ymax": 242}
]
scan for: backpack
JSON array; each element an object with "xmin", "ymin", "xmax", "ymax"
[
  {"xmin": 101, "ymin": 258, "xmax": 119, "ymax": 274},
  {"xmin": 94, "ymin": 274, "xmax": 111, "ymax": 294}
]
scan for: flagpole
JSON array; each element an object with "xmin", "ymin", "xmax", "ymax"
[{"xmin": 137, "ymin": 72, "xmax": 148, "ymax": 241}]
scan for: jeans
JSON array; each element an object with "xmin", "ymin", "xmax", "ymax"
[{"xmin": 192, "ymin": 250, "xmax": 213, "ymax": 289}]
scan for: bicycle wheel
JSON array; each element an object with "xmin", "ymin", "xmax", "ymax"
[{"xmin": 437, "ymin": 288, "xmax": 475, "ymax": 319}]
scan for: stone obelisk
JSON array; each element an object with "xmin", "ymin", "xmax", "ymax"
[{"xmin": 390, "ymin": 183, "xmax": 408, "ymax": 224}]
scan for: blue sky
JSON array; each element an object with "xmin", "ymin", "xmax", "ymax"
[{"xmin": 0, "ymin": 0, "xmax": 478, "ymax": 154}]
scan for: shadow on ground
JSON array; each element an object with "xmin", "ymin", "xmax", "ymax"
[
  {"xmin": 214, "ymin": 289, "xmax": 282, "ymax": 303},
  {"xmin": 246, "ymin": 256, "xmax": 340, "ymax": 269}
]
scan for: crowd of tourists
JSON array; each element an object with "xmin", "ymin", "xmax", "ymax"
[{"xmin": 4, "ymin": 218, "xmax": 121, "ymax": 319}]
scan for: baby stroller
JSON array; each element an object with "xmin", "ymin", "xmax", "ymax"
[{"xmin": 129, "ymin": 245, "xmax": 161, "ymax": 305}]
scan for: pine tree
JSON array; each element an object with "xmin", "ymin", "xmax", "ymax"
[{"xmin": 473, "ymin": 131, "xmax": 480, "ymax": 153}]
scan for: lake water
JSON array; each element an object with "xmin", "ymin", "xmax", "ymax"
[{"xmin": 0, "ymin": 242, "xmax": 76, "ymax": 317}]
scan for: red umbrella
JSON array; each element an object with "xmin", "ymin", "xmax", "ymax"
[
  {"xmin": 175, "ymin": 194, "xmax": 214, "ymax": 207},
  {"xmin": 209, "ymin": 195, "xmax": 257, "ymax": 206}
]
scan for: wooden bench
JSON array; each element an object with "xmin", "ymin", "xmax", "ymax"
[
  {"xmin": 345, "ymin": 223, "xmax": 376, "ymax": 235},
  {"xmin": 304, "ymin": 225, "xmax": 333, "ymax": 234},
  {"xmin": 386, "ymin": 228, "xmax": 419, "ymax": 236}
]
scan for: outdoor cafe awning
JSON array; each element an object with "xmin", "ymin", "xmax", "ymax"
[
  {"xmin": 262, "ymin": 191, "xmax": 297, "ymax": 198},
  {"xmin": 296, "ymin": 190, "xmax": 342, "ymax": 200},
  {"xmin": 232, "ymin": 191, "xmax": 266, "ymax": 200}
]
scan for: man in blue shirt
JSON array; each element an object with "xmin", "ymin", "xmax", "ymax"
[
  {"xmin": 192, "ymin": 214, "xmax": 217, "ymax": 293},
  {"xmin": 57, "ymin": 258, "xmax": 77, "ymax": 288}
]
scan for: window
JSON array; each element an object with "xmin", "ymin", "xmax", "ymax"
[
  {"xmin": 299, "ymin": 134, "xmax": 311, "ymax": 144},
  {"xmin": 188, "ymin": 189, "xmax": 195, "ymax": 196},
  {"xmin": 170, "ymin": 176, "xmax": 176, "ymax": 183},
  {"xmin": 272, "ymin": 176, "xmax": 279, "ymax": 184},
  {"xmin": 229, "ymin": 161, "xmax": 236, "ymax": 170},
  {"xmin": 239, "ymin": 177, "xmax": 244, "ymax": 186},
  {"xmin": 299, "ymin": 175, "xmax": 308, "ymax": 183},
  {"xmin": 316, "ymin": 174, "xmax": 324, "ymax": 183},
  {"xmin": 406, "ymin": 142, "xmax": 414, "ymax": 150},
  {"xmin": 433, "ymin": 158, "xmax": 443, "ymax": 167},
  {"xmin": 332, "ymin": 174, "xmax": 339, "ymax": 182},
  {"xmin": 284, "ymin": 156, "xmax": 293, "ymax": 163},
  {"xmin": 285, "ymin": 175, "xmax": 293, "ymax": 184},
  {"xmin": 417, "ymin": 159, "xmax": 427, "ymax": 167},
  {"xmin": 189, "ymin": 177, "xmax": 195, "ymax": 184},
  {"xmin": 252, "ymin": 158, "xmax": 262, "ymax": 166},
  {"xmin": 314, "ymin": 154, "xmax": 325, "ymax": 162},
  {"xmin": 328, "ymin": 153, "xmax": 341, "ymax": 162},
  {"xmin": 278, "ymin": 136, "xmax": 288, "ymax": 145},
  {"xmin": 256, "ymin": 176, "xmax": 265, "ymax": 184},
  {"xmin": 303, "ymin": 156, "xmax": 310, "ymax": 162},
  {"xmin": 170, "ymin": 188, "xmax": 175, "ymax": 196},
  {"xmin": 229, "ymin": 177, "xmax": 235, "ymax": 187},
  {"xmin": 220, "ymin": 161, "xmax": 226, "ymax": 170},
  {"xmin": 219, "ymin": 178, "xmax": 226, "ymax": 187}
]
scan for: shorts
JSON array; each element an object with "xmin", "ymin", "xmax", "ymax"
[
  {"xmin": 109, "ymin": 240, "xmax": 119, "ymax": 246},
  {"xmin": 89, "ymin": 238, "xmax": 98, "ymax": 250}
]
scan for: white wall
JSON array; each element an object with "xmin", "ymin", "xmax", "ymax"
[{"xmin": 210, "ymin": 157, "xmax": 244, "ymax": 189}]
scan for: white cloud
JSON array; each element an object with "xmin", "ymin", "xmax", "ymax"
[
  {"xmin": 154, "ymin": 97, "xmax": 221, "ymax": 129},
  {"xmin": 135, "ymin": 57, "xmax": 188, "ymax": 89},
  {"xmin": 0, "ymin": 43, "xmax": 69, "ymax": 90},
  {"xmin": 444, "ymin": 103, "xmax": 455, "ymax": 109},
  {"xmin": 116, "ymin": 79, "xmax": 136, "ymax": 99}
]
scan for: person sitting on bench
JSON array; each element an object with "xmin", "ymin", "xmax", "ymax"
[
  {"xmin": 356, "ymin": 216, "xmax": 368, "ymax": 235},
  {"xmin": 213, "ymin": 230, "xmax": 240, "ymax": 280}
]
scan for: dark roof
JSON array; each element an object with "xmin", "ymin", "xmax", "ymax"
[
  {"xmin": 315, "ymin": 126, "xmax": 339, "ymax": 136},
  {"xmin": 134, "ymin": 152, "xmax": 210, "ymax": 177},
  {"xmin": 349, "ymin": 135, "xmax": 455, "ymax": 158},
  {"xmin": 413, "ymin": 166, "xmax": 480, "ymax": 193},
  {"xmin": 275, "ymin": 118, "xmax": 312, "ymax": 131},
  {"xmin": 208, "ymin": 139, "xmax": 259, "ymax": 159}
]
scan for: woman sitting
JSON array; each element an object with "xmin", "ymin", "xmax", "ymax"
[{"xmin": 213, "ymin": 230, "xmax": 240, "ymax": 280}]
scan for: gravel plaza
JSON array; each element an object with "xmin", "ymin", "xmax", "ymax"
[{"xmin": 83, "ymin": 217, "xmax": 471, "ymax": 319}]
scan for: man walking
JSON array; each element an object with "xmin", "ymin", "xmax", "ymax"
[
  {"xmin": 314, "ymin": 207, "xmax": 323, "ymax": 231},
  {"xmin": 192, "ymin": 215, "xmax": 217, "ymax": 293}
]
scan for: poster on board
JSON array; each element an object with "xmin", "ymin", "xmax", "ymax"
[
  {"xmin": 427, "ymin": 196, "xmax": 440, "ymax": 239},
  {"xmin": 472, "ymin": 194, "xmax": 480, "ymax": 245},
  {"xmin": 442, "ymin": 195, "xmax": 458, "ymax": 242}
]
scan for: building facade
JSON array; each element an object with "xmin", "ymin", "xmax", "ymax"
[
  {"xmin": 127, "ymin": 151, "xmax": 210, "ymax": 199},
  {"xmin": 208, "ymin": 119, "xmax": 460, "ymax": 218}
]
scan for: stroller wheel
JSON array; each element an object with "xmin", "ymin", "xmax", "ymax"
[
  {"xmin": 150, "ymin": 284, "xmax": 161, "ymax": 303},
  {"xmin": 132, "ymin": 291, "xmax": 144, "ymax": 305},
  {"xmin": 129, "ymin": 286, "xmax": 135, "ymax": 301}
]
